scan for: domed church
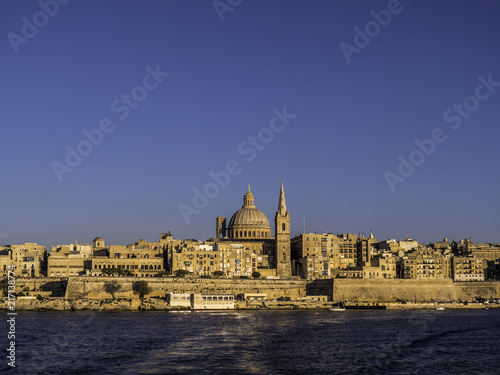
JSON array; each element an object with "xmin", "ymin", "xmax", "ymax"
[
  {"xmin": 215, "ymin": 182, "xmax": 291, "ymax": 278},
  {"xmin": 226, "ymin": 185, "xmax": 271, "ymax": 240}
]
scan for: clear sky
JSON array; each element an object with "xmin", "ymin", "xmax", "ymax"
[{"xmin": 1, "ymin": 0, "xmax": 499, "ymax": 248}]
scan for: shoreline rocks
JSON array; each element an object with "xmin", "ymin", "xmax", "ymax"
[{"xmin": 1, "ymin": 297, "xmax": 498, "ymax": 312}]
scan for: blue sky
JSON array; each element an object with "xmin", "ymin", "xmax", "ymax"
[{"xmin": 1, "ymin": 0, "xmax": 499, "ymax": 248}]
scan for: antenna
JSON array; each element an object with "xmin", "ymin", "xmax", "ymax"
[{"xmin": 303, "ymin": 216, "xmax": 306, "ymax": 234}]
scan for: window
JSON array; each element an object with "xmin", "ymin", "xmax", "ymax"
[{"xmin": 282, "ymin": 223, "xmax": 286, "ymax": 232}]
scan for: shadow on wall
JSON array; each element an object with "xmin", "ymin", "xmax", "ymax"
[{"xmin": 40, "ymin": 280, "xmax": 67, "ymax": 297}]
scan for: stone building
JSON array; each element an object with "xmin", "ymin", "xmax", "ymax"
[
  {"xmin": 275, "ymin": 181, "xmax": 292, "ymax": 279},
  {"xmin": 466, "ymin": 242, "xmax": 500, "ymax": 261},
  {"xmin": 219, "ymin": 185, "xmax": 272, "ymax": 240},
  {"xmin": 400, "ymin": 247, "xmax": 452, "ymax": 280},
  {"xmin": 89, "ymin": 241, "xmax": 166, "ymax": 277},
  {"xmin": 357, "ymin": 232, "xmax": 379, "ymax": 264},
  {"xmin": 169, "ymin": 241, "xmax": 261, "ymax": 278},
  {"xmin": 0, "ymin": 243, "xmax": 46, "ymax": 277},
  {"xmin": 453, "ymin": 257, "xmax": 487, "ymax": 282},
  {"xmin": 362, "ymin": 254, "xmax": 397, "ymax": 279},
  {"xmin": 169, "ymin": 183, "xmax": 292, "ymax": 279},
  {"xmin": 291, "ymin": 233, "xmax": 341, "ymax": 279},
  {"xmin": 291, "ymin": 232, "xmax": 360, "ymax": 279},
  {"xmin": 48, "ymin": 240, "xmax": 92, "ymax": 277}
]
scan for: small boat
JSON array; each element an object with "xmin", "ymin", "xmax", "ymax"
[
  {"xmin": 330, "ymin": 303, "xmax": 346, "ymax": 311},
  {"xmin": 436, "ymin": 307, "xmax": 445, "ymax": 311}
]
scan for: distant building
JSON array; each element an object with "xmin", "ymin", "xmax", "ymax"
[
  {"xmin": 453, "ymin": 257, "xmax": 487, "ymax": 282},
  {"xmin": 362, "ymin": 254, "xmax": 397, "ymax": 279},
  {"xmin": 0, "ymin": 243, "xmax": 46, "ymax": 277},
  {"xmin": 357, "ymin": 231, "xmax": 379, "ymax": 264},
  {"xmin": 400, "ymin": 247, "xmax": 452, "ymax": 279},
  {"xmin": 291, "ymin": 232, "xmax": 360, "ymax": 279},
  {"xmin": 170, "ymin": 183, "xmax": 292, "ymax": 279}
]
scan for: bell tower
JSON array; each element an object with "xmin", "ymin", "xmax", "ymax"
[
  {"xmin": 216, "ymin": 217, "xmax": 226, "ymax": 239},
  {"xmin": 275, "ymin": 181, "xmax": 291, "ymax": 279}
]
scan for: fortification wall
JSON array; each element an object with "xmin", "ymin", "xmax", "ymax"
[
  {"xmin": 333, "ymin": 279, "xmax": 500, "ymax": 302},
  {"xmin": 13, "ymin": 277, "xmax": 500, "ymax": 303},
  {"xmin": 65, "ymin": 277, "xmax": 308, "ymax": 300},
  {"xmin": 12, "ymin": 277, "xmax": 67, "ymax": 297}
]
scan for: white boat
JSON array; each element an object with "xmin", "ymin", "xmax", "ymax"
[
  {"xmin": 330, "ymin": 307, "xmax": 346, "ymax": 311},
  {"xmin": 436, "ymin": 307, "xmax": 445, "ymax": 311},
  {"xmin": 330, "ymin": 303, "xmax": 346, "ymax": 311}
]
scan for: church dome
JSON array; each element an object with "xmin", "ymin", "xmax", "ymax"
[
  {"xmin": 92, "ymin": 237, "xmax": 105, "ymax": 247},
  {"xmin": 227, "ymin": 186, "xmax": 271, "ymax": 240},
  {"xmin": 229, "ymin": 207, "xmax": 270, "ymax": 228}
]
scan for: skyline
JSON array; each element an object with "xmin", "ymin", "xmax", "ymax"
[{"xmin": 1, "ymin": 0, "xmax": 500, "ymax": 248}]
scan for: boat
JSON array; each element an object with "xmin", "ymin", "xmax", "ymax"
[
  {"xmin": 435, "ymin": 307, "xmax": 445, "ymax": 311},
  {"xmin": 330, "ymin": 302, "xmax": 346, "ymax": 311},
  {"xmin": 330, "ymin": 306, "xmax": 346, "ymax": 311}
]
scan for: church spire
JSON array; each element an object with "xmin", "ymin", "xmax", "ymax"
[{"xmin": 278, "ymin": 180, "xmax": 287, "ymax": 215}]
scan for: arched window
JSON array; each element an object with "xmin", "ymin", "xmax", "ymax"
[
  {"xmin": 253, "ymin": 231, "xmax": 255, "ymax": 237},
  {"xmin": 244, "ymin": 231, "xmax": 247, "ymax": 237},
  {"xmin": 240, "ymin": 231, "xmax": 243, "ymax": 238},
  {"xmin": 282, "ymin": 223, "xmax": 286, "ymax": 232}
]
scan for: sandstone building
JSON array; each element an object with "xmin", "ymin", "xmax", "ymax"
[{"xmin": 169, "ymin": 183, "xmax": 292, "ymax": 279}]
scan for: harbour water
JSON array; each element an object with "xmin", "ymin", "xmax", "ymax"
[{"xmin": 4, "ymin": 309, "xmax": 500, "ymax": 374}]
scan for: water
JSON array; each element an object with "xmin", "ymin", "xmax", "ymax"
[{"xmin": 3, "ymin": 309, "xmax": 500, "ymax": 374}]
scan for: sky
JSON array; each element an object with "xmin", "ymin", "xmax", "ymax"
[{"xmin": 1, "ymin": 0, "xmax": 499, "ymax": 248}]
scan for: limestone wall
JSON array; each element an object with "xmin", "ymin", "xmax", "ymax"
[
  {"xmin": 333, "ymin": 279, "xmax": 500, "ymax": 302},
  {"xmin": 10, "ymin": 277, "xmax": 67, "ymax": 297},
  {"xmin": 65, "ymin": 277, "xmax": 308, "ymax": 300},
  {"xmin": 12, "ymin": 277, "xmax": 500, "ymax": 303}
]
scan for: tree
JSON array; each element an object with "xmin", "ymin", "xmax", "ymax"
[
  {"xmin": 252, "ymin": 271, "xmax": 261, "ymax": 279},
  {"xmin": 212, "ymin": 271, "xmax": 225, "ymax": 278},
  {"xmin": 174, "ymin": 269, "xmax": 191, "ymax": 278},
  {"xmin": 102, "ymin": 267, "xmax": 134, "ymax": 277},
  {"xmin": 104, "ymin": 280, "xmax": 121, "ymax": 299},
  {"xmin": 132, "ymin": 281, "xmax": 151, "ymax": 299},
  {"xmin": 154, "ymin": 271, "xmax": 169, "ymax": 277}
]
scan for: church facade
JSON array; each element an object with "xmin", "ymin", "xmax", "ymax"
[{"xmin": 212, "ymin": 182, "xmax": 292, "ymax": 279}]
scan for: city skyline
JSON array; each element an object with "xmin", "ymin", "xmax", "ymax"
[
  {"xmin": 1, "ymin": 1, "xmax": 500, "ymax": 248},
  {"xmin": 2, "ymin": 181, "xmax": 497, "ymax": 249}
]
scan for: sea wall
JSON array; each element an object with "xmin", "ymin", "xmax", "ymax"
[
  {"xmin": 10, "ymin": 277, "xmax": 67, "ymax": 297},
  {"xmin": 65, "ymin": 277, "xmax": 308, "ymax": 300},
  {"xmin": 11, "ymin": 277, "xmax": 500, "ymax": 304},
  {"xmin": 332, "ymin": 279, "xmax": 500, "ymax": 302}
]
